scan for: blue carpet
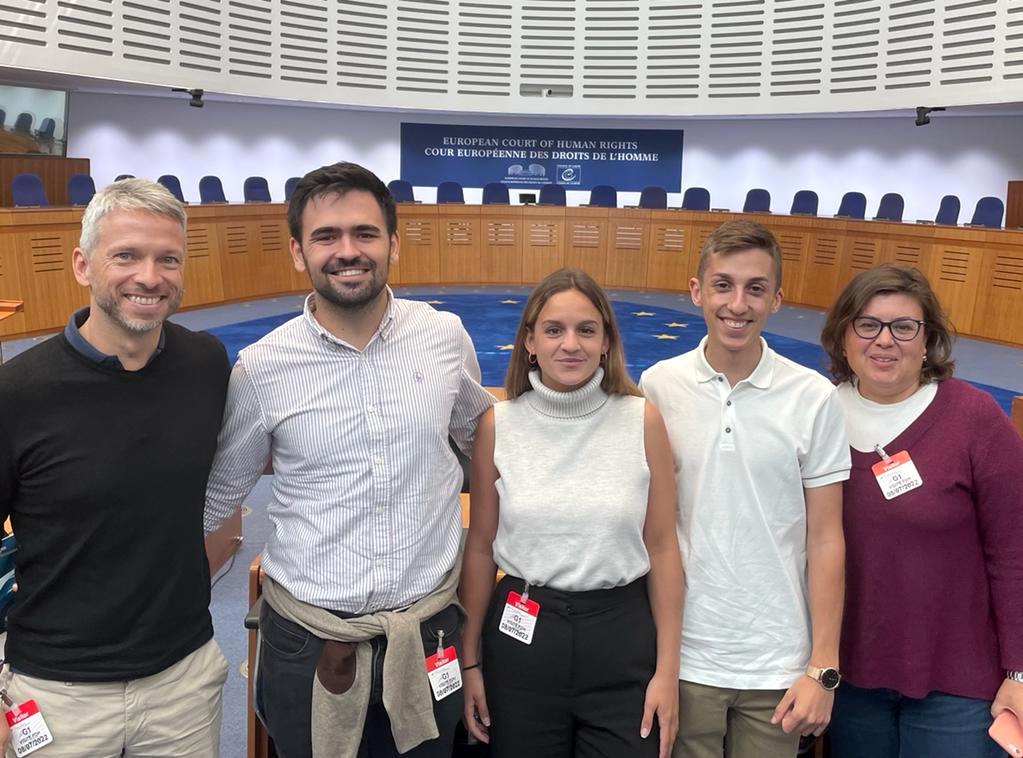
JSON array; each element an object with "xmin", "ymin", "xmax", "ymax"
[{"xmin": 207, "ymin": 294, "xmax": 1016, "ymax": 415}]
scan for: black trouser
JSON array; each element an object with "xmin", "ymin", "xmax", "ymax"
[
  {"xmin": 255, "ymin": 599, "xmax": 464, "ymax": 758},
  {"xmin": 482, "ymin": 574, "xmax": 658, "ymax": 758}
]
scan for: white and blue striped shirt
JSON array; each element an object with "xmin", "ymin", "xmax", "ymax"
[{"xmin": 204, "ymin": 292, "xmax": 495, "ymax": 613}]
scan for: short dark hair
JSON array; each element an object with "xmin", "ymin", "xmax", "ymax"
[
  {"xmin": 504, "ymin": 267, "xmax": 641, "ymax": 400},
  {"xmin": 821, "ymin": 263, "xmax": 955, "ymax": 384},
  {"xmin": 287, "ymin": 162, "xmax": 397, "ymax": 242},
  {"xmin": 696, "ymin": 219, "xmax": 783, "ymax": 289}
]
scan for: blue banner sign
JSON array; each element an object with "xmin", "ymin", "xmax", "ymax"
[{"xmin": 400, "ymin": 123, "xmax": 683, "ymax": 192}]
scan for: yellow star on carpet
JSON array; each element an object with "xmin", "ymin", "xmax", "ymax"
[
  {"xmin": 663, "ymin": 322, "xmax": 689, "ymax": 328},
  {"xmin": 632, "ymin": 311, "xmax": 655, "ymax": 317},
  {"xmin": 500, "ymin": 299, "xmax": 519, "ymax": 304},
  {"xmin": 426, "ymin": 299, "xmax": 445, "ymax": 305},
  {"xmin": 653, "ymin": 334, "xmax": 679, "ymax": 340},
  {"xmin": 497, "ymin": 344, "xmax": 515, "ymax": 351}
]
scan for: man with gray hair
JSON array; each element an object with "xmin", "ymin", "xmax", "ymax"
[{"xmin": 0, "ymin": 178, "xmax": 231, "ymax": 756}]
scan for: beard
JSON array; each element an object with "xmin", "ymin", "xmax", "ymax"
[
  {"xmin": 93, "ymin": 289, "xmax": 183, "ymax": 334},
  {"xmin": 309, "ymin": 253, "xmax": 390, "ymax": 312}
]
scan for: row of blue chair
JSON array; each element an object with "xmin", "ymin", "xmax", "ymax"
[
  {"xmin": 9, "ymin": 173, "xmax": 303, "ymax": 207},
  {"xmin": 0, "ymin": 109, "xmax": 55, "ymax": 138},
  {"xmin": 387, "ymin": 179, "xmax": 1004, "ymax": 228}
]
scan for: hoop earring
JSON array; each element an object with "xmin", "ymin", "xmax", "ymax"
[{"xmin": 528, "ymin": 353, "xmax": 537, "ymax": 366}]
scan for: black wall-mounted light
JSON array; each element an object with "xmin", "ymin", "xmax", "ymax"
[
  {"xmin": 171, "ymin": 88, "xmax": 204, "ymax": 108},
  {"xmin": 915, "ymin": 106, "xmax": 945, "ymax": 126}
]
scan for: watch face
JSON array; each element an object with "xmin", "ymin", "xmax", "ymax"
[{"xmin": 821, "ymin": 668, "xmax": 841, "ymax": 689}]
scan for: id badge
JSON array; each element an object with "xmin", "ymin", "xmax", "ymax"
[
  {"xmin": 498, "ymin": 590, "xmax": 540, "ymax": 645},
  {"xmin": 5, "ymin": 700, "xmax": 54, "ymax": 757},
  {"xmin": 424, "ymin": 645, "xmax": 462, "ymax": 701},
  {"xmin": 871, "ymin": 450, "xmax": 923, "ymax": 500}
]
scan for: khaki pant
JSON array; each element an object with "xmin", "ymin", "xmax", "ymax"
[
  {"xmin": 4, "ymin": 638, "xmax": 228, "ymax": 758},
  {"xmin": 674, "ymin": 679, "xmax": 801, "ymax": 758}
]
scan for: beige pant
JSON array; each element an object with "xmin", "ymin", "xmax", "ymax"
[
  {"xmin": 3, "ymin": 638, "xmax": 228, "ymax": 758},
  {"xmin": 674, "ymin": 679, "xmax": 801, "ymax": 758}
]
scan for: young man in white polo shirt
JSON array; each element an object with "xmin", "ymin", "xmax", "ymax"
[{"xmin": 641, "ymin": 220, "xmax": 850, "ymax": 758}]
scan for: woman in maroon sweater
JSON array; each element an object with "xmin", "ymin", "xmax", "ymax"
[{"xmin": 819, "ymin": 263, "xmax": 1023, "ymax": 758}]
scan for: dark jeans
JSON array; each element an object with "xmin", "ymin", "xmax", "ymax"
[
  {"xmin": 830, "ymin": 681, "xmax": 1004, "ymax": 758},
  {"xmin": 482, "ymin": 574, "xmax": 658, "ymax": 758},
  {"xmin": 255, "ymin": 599, "xmax": 464, "ymax": 758}
]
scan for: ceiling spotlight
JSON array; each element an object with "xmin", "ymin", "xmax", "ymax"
[
  {"xmin": 171, "ymin": 87, "xmax": 204, "ymax": 108},
  {"xmin": 915, "ymin": 106, "xmax": 945, "ymax": 126}
]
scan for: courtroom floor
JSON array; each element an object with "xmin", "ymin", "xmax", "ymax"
[{"xmin": 2, "ymin": 287, "xmax": 1022, "ymax": 758}]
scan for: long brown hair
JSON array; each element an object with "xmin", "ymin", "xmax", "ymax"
[
  {"xmin": 821, "ymin": 263, "xmax": 955, "ymax": 384},
  {"xmin": 504, "ymin": 268, "xmax": 641, "ymax": 399}
]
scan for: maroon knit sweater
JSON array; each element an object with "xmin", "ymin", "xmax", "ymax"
[{"xmin": 840, "ymin": 378, "xmax": 1023, "ymax": 700}]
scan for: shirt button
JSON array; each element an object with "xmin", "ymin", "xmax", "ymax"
[
  {"xmin": 368, "ymin": 405, "xmax": 376, "ymax": 414},
  {"xmin": 726, "ymin": 400, "xmax": 732, "ymax": 406},
  {"xmin": 717, "ymin": 376, "xmax": 724, "ymax": 382},
  {"xmin": 725, "ymin": 427, "xmax": 732, "ymax": 433},
  {"xmin": 373, "ymin": 455, "xmax": 383, "ymax": 465}
]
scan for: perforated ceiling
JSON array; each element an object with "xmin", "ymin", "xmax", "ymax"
[{"xmin": 1, "ymin": 0, "xmax": 1021, "ymax": 115}]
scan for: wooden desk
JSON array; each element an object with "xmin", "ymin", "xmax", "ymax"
[{"xmin": 2, "ymin": 203, "xmax": 1022, "ymax": 346}]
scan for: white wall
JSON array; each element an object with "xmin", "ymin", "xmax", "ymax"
[{"xmin": 67, "ymin": 92, "xmax": 1023, "ymax": 223}]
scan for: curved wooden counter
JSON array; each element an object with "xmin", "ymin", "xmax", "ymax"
[{"xmin": 1, "ymin": 202, "xmax": 1021, "ymax": 346}]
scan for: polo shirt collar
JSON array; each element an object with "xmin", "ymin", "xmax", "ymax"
[
  {"xmin": 64, "ymin": 307, "xmax": 165, "ymax": 370},
  {"xmin": 302, "ymin": 287, "xmax": 397, "ymax": 347},
  {"xmin": 693, "ymin": 335, "xmax": 775, "ymax": 389}
]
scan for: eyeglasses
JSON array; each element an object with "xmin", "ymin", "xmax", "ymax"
[{"xmin": 851, "ymin": 316, "xmax": 925, "ymax": 342}]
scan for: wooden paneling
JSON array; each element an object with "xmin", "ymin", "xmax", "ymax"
[
  {"xmin": 970, "ymin": 233, "xmax": 1023, "ymax": 343},
  {"xmin": 521, "ymin": 207, "xmax": 565, "ymax": 284},
  {"xmin": 0, "ymin": 157, "xmax": 90, "ymax": 207},
  {"xmin": 647, "ymin": 212, "xmax": 689, "ymax": 291},
  {"xmin": 606, "ymin": 210, "xmax": 650, "ymax": 288},
  {"xmin": 481, "ymin": 206, "xmax": 523, "ymax": 284},
  {"xmin": 1007, "ymin": 181, "xmax": 1023, "ymax": 230},
  {"xmin": 439, "ymin": 204, "xmax": 481, "ymax": 284},
  {"xmin": 0, "ymin": 203, "xmax": 1019, "ymax": 348},
  {"xmin": 564, "ymin": 207, "xmax": 609, "ymax": 284},
  {"xmin": 396, "ymin": 205, "xmax": 440, "ymax": 284}
]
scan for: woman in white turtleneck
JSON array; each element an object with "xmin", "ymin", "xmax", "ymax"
[{"xmin": 457, "ymin": 267, "xmax": 682, "ymax": 758}]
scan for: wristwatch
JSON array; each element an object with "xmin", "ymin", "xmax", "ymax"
[
  {"xmin": 1007, "ymin": 671, "xmax": 1023, "ymax": 683},
  {"xmin": 806, "ymin": 664, "xmax": 842, "ymax": 691}
]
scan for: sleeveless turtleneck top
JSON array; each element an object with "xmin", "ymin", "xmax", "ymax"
[{"xmin": 491, "ymin": 368, "xmax": 651, "ymax": 591}]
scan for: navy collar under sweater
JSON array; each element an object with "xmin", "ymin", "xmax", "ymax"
[
  {"xmin": 64, "ymin": 306, "xmax": 165, "ymax": 370},
  {"xmin": 525, "ymin": 367, "xmax": 609, "ymax": 418}
]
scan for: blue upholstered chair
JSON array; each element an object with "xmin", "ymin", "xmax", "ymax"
[
  {"xmin": 969, "ymin": 196, "xmax": 1004, "ymax": 228},
  {"xmin": 639, "ymin": 186, "xmax": 667, "ymax": 209},
  {"xmin": 11, "ymin": 173, "xmax": 47, "ymax": 207},
  {"xmin": 539, "ymin": 184, "xmax": 566, "ymax": 206},
  {"xmin": 67, "ymin": 174, "xmax": 96, "ymax": 206},
  {"xmin": 437, "ymin": 181, "xmax": 464, "ymax": 204},
  {"xmin": 285, "ymin": 177, "xmax": 301, "ymax": 202},
  {"xmin": 482, "ymin": 182, "xmax": 510, "ymax": 205},
  {"xmin": 387, "ymin": 179, "xmax": 414, "ymax": 203},
  {"xmin": 934, "ymin": 195, "xmax": 960, "ymax": 226},
  {"xmin": 199, "ymin": 175, "xmax": 227, "ymax": 204},
  {"xmin": 13, "ymin": 112, "xmax": 32, "ymax": 133},
  {"xmin": 874, "ymin": 193, "xmax": 904, "ymax": 222},
  {"xmin": 790, "ymin": 190, "xmax": 818, "ymax": 216},
  {"xmin": 743, "ymin": 188, "xmax": 771, "ymax": 213},
  {"xmin": 243, "ymin": 176, "xmax": 272, "ymax": 203},
  {"xmin": 588, "ymin": 185, "xmax": 617, "ymax": 208},
  {"xmin": 681, "ymin": 187, "xmax": 711, "ymax": 211},
  {"xmin": 36, "ymin": 118, "xmax": 55, "ymax": 140},
  {"xmin": 157, "ymin": 174, "xmax": 185, "ymax": 202},
  {"xmin": 114, "ymin": 174, "xmax": 135, "ymax": 181},
  {"xmin": 836, "ymin": 192, "xmax": 867, "ymax": 219}
]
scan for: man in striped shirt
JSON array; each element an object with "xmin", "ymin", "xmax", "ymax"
[{"xmin": 204, "ymin": 162, "xmax": 494, "ymax": 758}]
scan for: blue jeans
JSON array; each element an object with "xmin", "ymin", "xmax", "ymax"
[{"xmin": 830, "ymin": 682, "xmax": 1003, "ymax": 758}]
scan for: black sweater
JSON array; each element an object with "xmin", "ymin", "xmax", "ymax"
[{"xmin": 0, "ymin": 323, "xmax": 230, "ymax": 680}]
